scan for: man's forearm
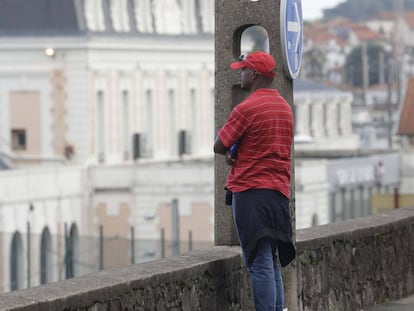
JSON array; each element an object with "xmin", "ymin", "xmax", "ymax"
[{"xmin": 214, "ymin": 136, "xmax": 227, "ymax": 154}]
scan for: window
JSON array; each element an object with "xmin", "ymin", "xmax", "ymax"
[
  {"xmin": 311, "ymin": 213, "xmax": 319, "ymax": 227},
  {"xmin": 66, "ymin": 224, "xmax": 79, "ymax": 279},
  {"xmin": 40, "ymin": 227, "xmax": 53, "ymax": 284},
  {"xmin": 10, "ymin": 232, "xmax": 23, "ymax": 291},
  {"xmin": 330, "ymin": 193, "xmax": 336, "ymax": 222},
  {"xmin": 134, "ymin": 0, "xmax": 154, "ymax": 33},
  {"xmin": 146, "ymin": 90, "xmax": 154, "ymax": 156},
  {"xmin": 122, "ymin": 90, "xmax": 130, "ymax": 160},
  {"xmin": 357, "ymin": 186, "xmax": 365, "ymax": 217},
  {"xmin": 362, "ymin": 186, "xmax": 370, "ymax": 216},
  {"xmin": 96, "ymin": 91, "xmax": 105, "ymax": 162},
  {"xmin": 169, "ymin": 90, "xmax": 177, "ymax": 156},
  {"xmin": 308, "ymin": 105, "xmax": 314, "ymax": 137},
  {"xmin": 335, "ymin": 189, "xmax": 346, "ymax": 221},
  {"xmin": 190, "ymin": 89, "xmax": 197, "ymax": 154},
  {"xmin": 337, "ymin": 104, "xmax": 342, "ymax": 135},
  {"xmin": 11, "ymin": 129, "xmax": 26, "ymax": 151},
  {"xmin": 344, "ymin": 189, "xmax": 353, "ymax": 219},
  {"xmin": 323, "ymin": 104, "xmax": 328, "ymax": 136},
  {"xmin": 349, "ymin": 188, "xmax": 356, "ymax": 219},
  {"xmin": 84, "ymin": 0, "xmax": 105, "ymax": 31},
  {"xmin": 110, "ymin": 0, "xmax": 130, "ymax": 32}
]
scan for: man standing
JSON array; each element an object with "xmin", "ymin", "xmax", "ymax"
[{"xmin": 214, "ymin": 51, "xmax": 295, "ymax": 311}]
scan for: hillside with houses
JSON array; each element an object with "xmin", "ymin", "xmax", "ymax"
[{"xmin": 301, "ymin": 4, "xmax": 414, "ymax": 149}]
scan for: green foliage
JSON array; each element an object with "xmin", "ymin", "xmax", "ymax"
[{"xmin": 323, "ymin": 0, "xmax": 414, "ymax": 21}]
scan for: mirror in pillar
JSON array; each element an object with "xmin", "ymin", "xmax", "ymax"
[
  {"xmin": 240, "ymin": 25, "xmax": 270, "ymax": 55},
  {"xmin": 231, "ymin": 26, "xmax": 270, "ymax": 108}
]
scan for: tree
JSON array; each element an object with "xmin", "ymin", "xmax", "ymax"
[
  {"xmin": 345, "ymin": 43, "xmax": 391, "ymax": 87},
  {"xmin": 300, "ymin": 48, "xmax": 327, "ymax": 82},
  {"xmin": 323, "ymin": 0, "xmax": 414, "ymax": 22}
]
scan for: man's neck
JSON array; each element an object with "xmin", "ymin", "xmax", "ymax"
[{"xmin": 249, "ymin": 81, "xmax": 273, "ymax": 93}]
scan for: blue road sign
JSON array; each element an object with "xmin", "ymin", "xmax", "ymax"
[{"xmin": 280, "ymin": 0, "xmax": 303, "ymax": 79}]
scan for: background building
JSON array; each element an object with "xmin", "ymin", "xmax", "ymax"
[
  {"xmin": 0, "ymin": 0, "xmax": 215, "ymax": 292},
  {"xmin": 0, "ymin": 0, "xmax": 412, "ymax": 295}
]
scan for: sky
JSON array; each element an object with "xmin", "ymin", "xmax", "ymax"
[{"xmin": 302, "ymin": 0, "xmax": 346, "ymax": 21}]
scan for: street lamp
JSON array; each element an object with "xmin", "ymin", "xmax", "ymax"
[{"xmin": 44, "ymin": 48, "xmax": 56, "ymax": 57}]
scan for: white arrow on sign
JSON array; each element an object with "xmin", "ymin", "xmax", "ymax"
[
  {"xmin": 280, "ymin": 0, "xmax": 303, "ymax": 79},
  {"xmin": 287, "ymin": 2, "xmax": 302, "ymax": 69}
]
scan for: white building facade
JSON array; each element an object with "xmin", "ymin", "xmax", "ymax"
[
  {"xmin": 0, "ymin": 0, "xmax": 411, "ymax": 294},
  {"xmin": 293, "ymin": 79, "xmax": 359, "ymax": 150},
  {"xmin": 0, "ymin": 0, "xmax": 215, "ymax": 292},
  {"xmin": 0, "ymin": 1, "xmax": 215, "ymax": 166}
]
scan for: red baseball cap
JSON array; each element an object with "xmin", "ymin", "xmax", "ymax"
[{"xmin": 230, "ymin": 51, "xmax": 276, "ymax": 78}]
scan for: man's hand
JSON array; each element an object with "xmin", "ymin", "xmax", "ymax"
[
  {"xmin": 225, "ymin": 150, "xmax": 236, "ymax": 166},
  {"xmin": 214, "ymin": 136, "xmax": 227, "ymax": 154},
  {"xmin": 214, "ymin": 137, "xmax": 237, "ymax": 166}
]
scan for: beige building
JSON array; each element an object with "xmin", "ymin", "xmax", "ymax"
[{"xmin": 0, "ymin": 0, "xmax": 214, "ymax": 292}]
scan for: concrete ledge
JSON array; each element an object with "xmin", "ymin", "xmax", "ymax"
[
  {"xmin": 0, "ymin": 246, "xmax": 253, "ymax": 311},
  {"xmin": 1, "ymin": 208, "xmax": 414, "ymax": 310},
  {"xmin": 296, "ymin": 207, "xmax": 414, "ymax": 311},
  {"xmin": 297, "ymin": 207, "xmax": 414, "ymax": 250}
]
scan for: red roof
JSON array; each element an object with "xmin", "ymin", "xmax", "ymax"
[
  {"xmin": 304, "ymin": 18, "xmax": 352, "ymax": 47},
  {"xmin": 350, "ymin": 24, "xmax": 383, "ymax": 41},
  {"xmin": 376, "ymin": 11, "xmax": 396, "ymax": 21},
  {"xmin": 304, "ymin": 19, "xmax": 384, "ymax": 47},
  {"xmin": 376, "ymin": 10, "xmax": 414, "ymax": 29},
  {"xmin": 399, "ymin": 77, "xmax": 414, "ymax": 136},
  {"xmin": 403, "ymin": 12, "xmax": 414, "ymax": 29}
]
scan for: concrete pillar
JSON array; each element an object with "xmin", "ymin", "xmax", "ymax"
[{"xmin": 214, "ymin": 0, "xmax": 297, "ymax": 309}]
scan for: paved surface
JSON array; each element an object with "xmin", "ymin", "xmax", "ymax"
[{"xmin": 363, "ymin": 294, "xmax": 414, "ymax": 311}]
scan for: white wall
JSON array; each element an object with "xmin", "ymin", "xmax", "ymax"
[
  {"xmin": 401, "ymin": 151, "xmax": 414, "ymax": 194},
  {"xmin": 0, "ymin": 166, "xmax": 86, "ymax": 291},
  {"xmin": 83, "ymin": 36, "xmax": 214, "ymax": 164},
  {"xmin": 0, "ymin": 35, "xmax": 215, "ymax": 167},
  {"xmin": 295, "ymin": 160, "xmax": 330, "ymax": 229},
  {"xmin": 88, "ymin": 160, "xmax": 214, "ymax": 243},
  {"xmin": 294, "ymin": 92, "xmax": 360, "ymax": 150}
]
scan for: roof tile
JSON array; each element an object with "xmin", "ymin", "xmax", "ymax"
[{"xmin": 399, "ymin": 77, "xmax": 414, "ymax": 136}]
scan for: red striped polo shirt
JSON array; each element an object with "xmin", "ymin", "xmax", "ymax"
[{"xmin": 218, "ymin": 88, "xmax": 293, "ymax": 198}]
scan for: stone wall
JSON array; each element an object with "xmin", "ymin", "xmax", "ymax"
[
  {"xmin": 297, "ymin": 206, "xmax": 414, "ymax": 311},
  {"xmin": 1, "ymin": 207, "xmax": 414, "ymax": 311},
  {"xmin": 0, "ymin": 247, "xmax": 253, "ymax": 311}
]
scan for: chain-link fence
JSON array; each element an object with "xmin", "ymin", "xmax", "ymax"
[{"xmin": 1, "ymin": 228, "xmax": 212, "ymax": 294}]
